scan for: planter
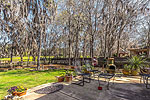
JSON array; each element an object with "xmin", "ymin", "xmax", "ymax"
[
  {"xmin": 17, "ymin": 91, "xmax": 27, "ymax": 96},
  {"xmin": 106, "ymin": 69, "xmax": 115, "ymax": 74},
  {"xmin": 84, "ymin": 70, "xmax": 91, "ymax": 74},
  {"xmin": 57, "ymin": 76, "xmax": 64, "ymax": 82},
  {"xmin": 12, "ymin": 91, "xmax": 17, "ymax": 96},
  {"xmin": 131, "ymin": 70, "xmax": 138, "ymax": 76},
  {"xmin": 12, "ymin": 90, "xmax": 27, "ymax": 96},
  {"xmin": 122, "ymin": 70, "xmax": 130, "ymax": 75},
  {"xmin": 71, "ymin": 66, "xmax": 74, "ymax": 69},
  {"xmin": 65, "ymin": 76, "xmax": 72, "ymax": 82}
]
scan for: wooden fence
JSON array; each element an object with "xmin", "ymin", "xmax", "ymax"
[{"xmin": 1, "ymin": 57, "xmax": 150, "ymax": 68}]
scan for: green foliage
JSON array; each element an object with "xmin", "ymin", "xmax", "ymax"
[
  {"xmin": 59, "ymin": 73, "xmax": 65, "ymax": 77},
  {"xmin": 128, "ymin": 56, "xmax": 145, "ymax": 70},
  {"xmin": 8, "ymin": 86, "xmax": 27, "ymax": 93},
  {"xmin": 0, "ymin": 57, "xmax": 33, "ymax": 62},
  {"xmin": 80, "ymin": 56, "xmax": 83, "ymax": 58},
  {"xmin": 123, "ymin": 64, "xmax": 131, "ymax": 71},
  {"xmin": 145, "ymin": 64, "xmax": 150, "ymax": 68},
  {"xmin": 65, "ymin": 72, "xmax": 72, "ymax": 76},
  {"xmin": 65, "ymin": 70, "xmax": 73, "ymax": 76},
  {"xmin": 82, "ymin": 64, "xmax": 94, "ymax": 71},
  {"xmin": 86, "ymin": 56, "xmax": 90, "ymax": 58},
  {"xmin": 82, "ymin": 65, "xmax": 86, "ymax": 68},
  {"xmin": 15, "ymin": 86, "xmax": 27, "ymax": 92},
  {"xmin": 113, "ymin": 53, "xmax": 117, "ymax": 57},
  {"xmin": 0, "ymin": 56, "xmax": 55, "ymax": 62}
]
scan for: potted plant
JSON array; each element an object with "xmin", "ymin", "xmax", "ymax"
[
  {"xmin": 82, "ymin": 65, "xmax": 88, "ymax": 73},
  {"xmin": 82, "ymin": 64, "xmax": 93, "ymax": 74},
  {"xmin": 56, "ymin": 74, "xmax": 65, "ymax": 82},
  {"xmin": 8, "ymin": 86, "xmax": 18, "ymax": 96},
  {"xmin": 122, "ymin": 64, "xmax": 131, "ymax": 75},
  {"xmin": 8, "ymin": 86, "xmax": 28, "ymax": 96},
  {"xmin": 128, "ymin": 56, "xmax": 145, "ymax": 76},
  {"xmin": 65, "ymin": 71, "xmax": 73, "ymax": 82},
  {"xmin": 15, "ymin": 86, "xmax": 28, "ymax": 96}
]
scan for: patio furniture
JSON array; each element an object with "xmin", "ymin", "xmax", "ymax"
[
  {"xmin": 140, "ymin": 68, "xmax": 150, "ymax": 89},
  {"xmin": 73, "ymin": 66, "xmax": 91, "ymax": 86},
  {"xmin": 140, "ymin": 68, "xmax": 147, "ymax": 84},
  {"xmin": 84, "ymin": 64, "xmax": 100, "ymax": 79},
  {"xmin": 140, "ymin": 73, "xmax": 150, "ymax": 89},
  {"xmin": 98, "ymin": 73, "xmax": 115, "ymax": 90},
  {"xmin": 146, "ymin": 75, "xmax": 150, "ymax": 89},
  {"xmin": 98, "ymin": 58, "xmax": 116, "ymax": 89}
]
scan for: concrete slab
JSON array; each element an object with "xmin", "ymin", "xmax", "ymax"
[{"xmin": 21, "ymin": 76, "xmax": 150, "ymax": 100}]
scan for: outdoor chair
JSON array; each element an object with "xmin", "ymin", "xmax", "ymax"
[
  {"xmin": 140, "ymin": 68, "xmax": 147, "ymax": 84},
  {"xmin": 98, "ymin": 73, "xmax": 115, "ymax": 90},
  {"xmin": 72, "ymin": 66, "xmax": 91, "ymax": 86},
  {"xmin": 97, "ymin": 64, "xmax": 116, "ymax": 90},
  {"xmin": 140, "ymin": 68, "xmax": 150, "ymax": 89},
  {"xmin": 140, "ymin": 73, "xmax": 150, "ymax": 89},
  {"xmin": 84, "ymin": 64, "xmax": 100, "ymax": 79}
]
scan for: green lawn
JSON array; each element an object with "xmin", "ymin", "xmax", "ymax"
[
  {"xmin": 0, "ymin": 57, "xmax": 34, "ymax": 62},
  {"xmin": 0, "ymin": 56, "xmax": 55, "ymax": 62},
  {"xmin": 0, "ymin": 69, "xmax": 65, "ymax": 99},
  {"xmin": 0, "ymin": 55, "xmax": 92, "ymax": 62}
]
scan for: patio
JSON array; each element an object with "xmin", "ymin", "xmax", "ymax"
[{"xmin": 15, "ymin": 76, "xmax": 150, "ymax": 100}]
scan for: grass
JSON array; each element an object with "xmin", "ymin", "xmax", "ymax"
[
  {"xmin": 0, "ymin": 69, "xmax": 66, "ymax": 99},
  {"xmin": 0, "ymin": 55, "xmax": 92, "ymax": 62},
  {"xmin": 0, "ymin": 56, "xmax": 55, "ymax": 62},
  {"xmin": 0, "ymin": 57, "xmax": 34, "ymax": 62}
]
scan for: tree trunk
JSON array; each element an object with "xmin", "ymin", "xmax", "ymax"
[
  {"xmin": 10, "ymin": 42, "xmax": 14, "ymax": 62},
  {"xmin": 20, "ymin": 55, "xmax": 23, "ymax": 66},
  {"xmin": 147, "ymin": 30, "xmax": 150, "ymax": 58},
  {"xmin": 68, "ymin": 16, "xmax": 71, "ymax": 65},
  {"xmin": 104, "ymin": 32, "xmax": 107, "ymax": 58},
  {"xmin": 117, "ymin": 25, "xmax": 124, "ymax": 57},
  {"xmin": 91, "ymin": 35, "xmax": 94, "ymax": 58},
  {"xmin": 27, "ymin": 51, "xmax": 30, "ymax": 66},
  {"xmin": 37, "ymin": 31, "xmax": 42, "ymax": 70},
  {"xmin": 116, "ymin": 40, "xmax": 120, "ymax": 57}
]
